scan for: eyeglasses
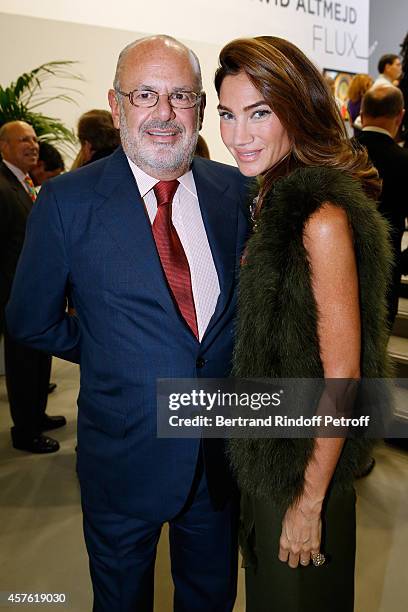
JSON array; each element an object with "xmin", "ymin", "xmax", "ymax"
[{"xmin": 115, "ymin": 88, "xmax": 202, "ymax": 109}]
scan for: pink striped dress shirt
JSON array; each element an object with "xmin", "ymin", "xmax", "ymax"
[{"xmin": 127, "ymin": 157, "xmax": 220, "ymax": 341}]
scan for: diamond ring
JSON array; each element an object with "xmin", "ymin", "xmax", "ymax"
[{"xmin": 311, "ymin": 552, "xmax": 326, "ymax": 567}]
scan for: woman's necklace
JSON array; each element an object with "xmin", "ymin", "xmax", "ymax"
[
  {"xmin": 250, "ymin": 150, "xmax": 292, "ymax": 231},
  {"xmin": 250, "ymin": 195, "xmax": 259, "ymax": 228}
]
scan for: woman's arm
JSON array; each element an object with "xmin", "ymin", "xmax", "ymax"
[{"xmin": 279, "ymin": 202, "xmax": 361, "ymax": 569}]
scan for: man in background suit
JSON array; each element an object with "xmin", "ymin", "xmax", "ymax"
[
  {"xmin": 30, "ymin": 141, "xmax": 65, "ymax": 187},
  {"xmin": 372, "ymin": 54, "xmax": 402, "ymax": 89},
  {"xmin": 358, "ymin": 86, "xmax": 408, "ymax": 327},
  {"xmin": 0, "ymin": 121, "xmax": 65, "ymax": 453},
  {"xmin": 6, "ymin": 37, "xmax": 249, "ymax": 611}
]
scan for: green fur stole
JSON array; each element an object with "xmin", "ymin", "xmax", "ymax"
[{"xmin": 229, "ymin": 166, "xmax": 393, "ymax": 511}]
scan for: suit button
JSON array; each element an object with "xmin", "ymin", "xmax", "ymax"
[{"xmin": 196, "ymin": 357, "xmax": 206, "ymax": 368}]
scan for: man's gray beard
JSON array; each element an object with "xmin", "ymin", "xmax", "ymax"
[{"xmin": 119, "ymin": 111, "xmax": 199, "ymax": 175}]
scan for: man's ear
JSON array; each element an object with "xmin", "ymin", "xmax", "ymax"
[
  {"xmin": 81, "ymin": 141, "xmax": 93, "ymax": 162},
  {"xmin": 394, "ymin": 108, "xmax": 405, "ymax": 132},
  {"xmin": 108, "ymin": 89, "xmax": 121, "ymax": 129},
  {"xmin": 0, "ymin": 139, "xmax": 9, "ymax": 158},
  {"xmin": 198, "ymin": 92, "xmax": 206, "ymax": 131}
]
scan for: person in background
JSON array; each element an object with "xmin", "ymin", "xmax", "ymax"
[
  {"xmin": 71, "ymin": 109, "xmax": 120, "ymax": 169},
  {"xmin": 195, "ymin": 133, "xmax": 210, "ymax": 158},
  {"xmin": 30, "ymin": 141, "xmax": 65, "ymax": 393},
  {"xmin": 347, "ymin": 73, "xmax": 373, "ymax": 134},
  {"xmin": 324, "ymin": 74, "xmax": 343, "ymax": 112},
  {"xmin": 399, "ymin": 32, "xmax": 408, "ymax": 146},
  {"xmin": 358, "ymin": 86, "xmax": 408, "ymax": 328},
  {"xmin": 30, "ymin": 141, "xmax": 65, "ymax": 187},
  {"xmin": 0, "ymin": 121, "xmax": 66, "ymax": 453},
  {"xmin": 354, "ymin": 59, "xmax": 401, "ymax": 133},
  {"xmin": 215, "ymin": 35, "xmax": 391, "ymax": 612},
  {"xmin": 373, "ymin": 54, "xmax": 402, "ymax": 88}
]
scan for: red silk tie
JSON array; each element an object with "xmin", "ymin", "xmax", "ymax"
[{"xmin": 152, "ymin": 180, "xmax": 199, "ymax": 339}]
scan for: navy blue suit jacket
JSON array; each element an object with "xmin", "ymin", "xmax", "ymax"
[{"xmin": 6, "ymin": 147, "xmax": 249, "ymax": 521}]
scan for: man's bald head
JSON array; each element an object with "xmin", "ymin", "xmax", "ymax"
[
  {"xmin": 0, "ymin": 120, "xmax": 39, "ymax": 173},
  {"xmin": 361, "ymin": 86, "xmax": 404, "ymax": 119},
  {"xmin": 113, "ymin": 35, "xmax": 202, "ymax": 92},
  {"xmin": 361, "ymin": 86, "xmax": 405, "ymax": 138},
  {"xmin": 0, "ymin": 120, "xmax": 33, "ymax": 141}
]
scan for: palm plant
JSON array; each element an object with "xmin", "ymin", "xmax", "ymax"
[{"xmin": 0, "ymin": 61, "xmax": 83, "ymax": 154}]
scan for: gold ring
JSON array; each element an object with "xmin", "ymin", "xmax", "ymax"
[{"xmin": 311, "ymin": 552, "xmax": 326, "ymax": 567}]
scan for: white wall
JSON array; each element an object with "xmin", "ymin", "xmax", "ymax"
[
  {"xmin": 0, "ymin": 0, "xmax": 370, "ymax": 70},
  {"xmin": 0, "ymin": 12, "xmax": 235, "ymax": 164},
  {"xmin": 0, "ymin": 1, "xmax": 370, "ymax": 164}
]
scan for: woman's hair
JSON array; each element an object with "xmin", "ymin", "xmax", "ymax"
[
  {"xmin": 347, "ymin": 74, "xmax": 373, "ymax": 103},
  {"xmin": 215, "ymin": 36, "xmax": 379, "ymax": 202}
]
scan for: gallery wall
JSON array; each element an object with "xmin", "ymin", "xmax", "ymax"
[
  {"xmin": 0, "ymin": 0, "xmax": 370, "ymax": 164},
  {"xmin": 4, "ymin": 0, "xmax": 407, "ymax": 160}
]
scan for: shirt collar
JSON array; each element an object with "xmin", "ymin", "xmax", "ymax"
[
  {"xmin": 126, "ymin": 156, "xmax": 197, "ymax": 199},
  {"xmin": 3, "ymin": 159, "xmax": 27, "ymax": 183},
  {"xmin": 362, "ymin": 126, "xmax": 393, "ymax": 138}
]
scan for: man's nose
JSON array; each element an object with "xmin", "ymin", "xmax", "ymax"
[{"xmin": 151, "ymin": 95, "xmax": 176, "ymax": 121}]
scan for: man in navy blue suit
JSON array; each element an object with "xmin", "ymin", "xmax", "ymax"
[{"xmin": 6, "ymin": 36, "xmax": 249, "ymax": 611}]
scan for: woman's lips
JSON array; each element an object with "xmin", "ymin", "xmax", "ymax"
[{"xmin": 235, "ymin": 149, "xmax": 262, "ymax": 162}]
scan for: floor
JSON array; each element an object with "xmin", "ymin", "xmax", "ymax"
[{"xmin": 0, "ymin": 358, "xmax": 407, "ymax": 612}]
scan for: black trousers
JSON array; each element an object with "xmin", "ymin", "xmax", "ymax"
[
  {"xmin": 4, "ymin": 328, "xmax": 52, "ymax": 440},
  {"xmin": 242, "ymin": 486, "xmax": 356, "ymax": 612}
]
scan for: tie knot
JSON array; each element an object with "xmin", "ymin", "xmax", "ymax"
[{"xmin": 153, "ymin": 180, "xmax": 179, "ymax": 207}]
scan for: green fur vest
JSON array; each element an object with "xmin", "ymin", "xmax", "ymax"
[{"xmin": 229, "ymin": 166, "xmax": 392, "ymax": 511}]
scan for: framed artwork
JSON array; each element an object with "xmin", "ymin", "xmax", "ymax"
[{"xmin": 323, "ymin": 68, "xmax": 356, "ymax": 102}]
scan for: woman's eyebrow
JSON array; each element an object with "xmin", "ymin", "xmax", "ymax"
[{"xmin": 217, "ymin": 101, "xmax": 268, "ymax": 112}]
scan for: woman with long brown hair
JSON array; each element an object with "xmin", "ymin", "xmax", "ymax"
[{"xmin": 215, "ymin": 37, "xmax": 391, "ymax": 611}]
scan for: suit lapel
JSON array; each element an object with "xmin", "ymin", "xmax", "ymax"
[
  {"xmin": 192, "ymin": 158, "xmax": 238, "ymax": 339},
  {"xmin": 94, "ymin": 151, "xmax": 239, "ymax": 339},
  {"xmin": 94, "ymin": 148, "xmax": 177, "ymax": 317},
  {"xmin": 0, "ymin": 162, "xmax": 32, "ymax": 214}
]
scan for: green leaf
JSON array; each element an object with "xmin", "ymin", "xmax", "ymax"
[{"xmin": 0, "ymin": 61, "xmax": 83, "ymax": 150}]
